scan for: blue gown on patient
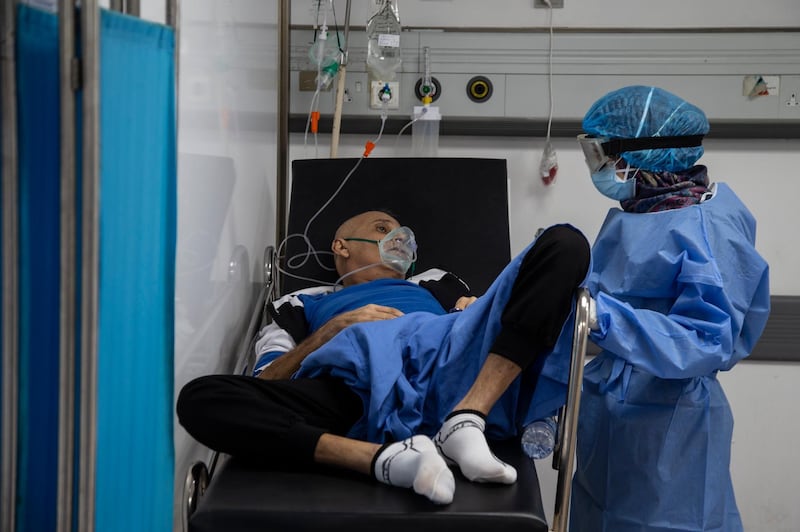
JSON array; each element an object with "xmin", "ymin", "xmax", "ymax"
[
  {"xmin": 569, "ymin": 183, "xmax": 770, "ymax": 532},
  {"xmin": 296, "ymin": 226, "xmax": 581, "ymax": 444}
]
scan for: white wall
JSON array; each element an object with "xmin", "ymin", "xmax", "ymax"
[
  {"xmin": 171, "ymin": 2, "xmax": 278, "ymax": 531},
  {"xmin": 291, "ymin": 131, "xmax": 800, "ymax": 531},
  {"xmin": 294, "ymin": 0, "xmax": 800, "ymax": 29}
]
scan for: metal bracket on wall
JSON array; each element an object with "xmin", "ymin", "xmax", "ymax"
[{"xmin": 534, "ymin": 0, "xmax": 564, "ymax": 8}]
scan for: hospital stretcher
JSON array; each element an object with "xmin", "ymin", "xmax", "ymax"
[{"xmin": 183, "ymin": 158, "xmax": 591, "ymax": 532}]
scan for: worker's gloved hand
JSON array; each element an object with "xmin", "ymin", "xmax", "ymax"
[{"xmin": 588, "ymin": 296, "xmax": 599, "ymax": 331}]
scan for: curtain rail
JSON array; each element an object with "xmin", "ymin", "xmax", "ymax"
[
  {"xmin": 1, "ymin": 0, "xmax": 20, "ymax": 530},
  {"xmin": 78, "ymin": 1, "xmax": 100, "ymax": 531}
]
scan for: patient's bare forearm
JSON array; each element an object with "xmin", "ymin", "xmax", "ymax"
[{"xmin": 258, "ymin": 323, "xmax": 338, "ymax": 380}]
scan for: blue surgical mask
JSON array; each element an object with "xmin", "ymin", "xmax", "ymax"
[
  {"xmin": 590, "ymin": 162, "xmax": 636, "ymax": 201},
  {"xmin": 344, "ymin": 226, "xmax": 418, "ymax": 275}
]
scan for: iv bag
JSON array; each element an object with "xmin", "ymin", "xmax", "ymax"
[
  {"xmin": 308, "ymin": 30, "xmax": 342, "ymax": 69},
  {"xmin": 366, "ymin": 0, "xmax": 402, "ymax": 81}
]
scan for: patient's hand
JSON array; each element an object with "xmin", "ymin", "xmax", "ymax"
[
  {"xmin": 324, "ymin": 304, "xmax": 404, "ymax": 336},
  {"xmin": 454, "ymin": 296, "xmax": 477, "ymax": 311},
  {"xmin": 259, "ymin": 304, "xmax": 403, "ymax": 380}
]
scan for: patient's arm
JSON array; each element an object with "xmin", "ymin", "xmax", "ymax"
[{"xmin": 258, "ymin": 304, "xmax": 403, "ymax": 380}]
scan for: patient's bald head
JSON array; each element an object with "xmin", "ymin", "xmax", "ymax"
[
  {"xmin": 332, "ymin": 210, "xmax": 403, "ymax": 286},
  {"xmin": 334, "ymin": 210, "xmax": 399, "ymax": 239}
]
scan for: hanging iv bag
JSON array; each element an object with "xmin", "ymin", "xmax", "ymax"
[{"xmin": 366, "ymin": 0, "xmax": 402, "ymax": 81}]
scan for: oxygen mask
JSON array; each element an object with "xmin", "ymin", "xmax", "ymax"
[
  {"xmin": 378, "ymin": 226, "xmax": 417, "ymax": 274},
  {"xmin": 345, "ymin": 226, "xmax": 417, "ymax": 275}
]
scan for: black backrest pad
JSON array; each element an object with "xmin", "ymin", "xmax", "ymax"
[{"xmin": 285, "ymin": 158, "xmax": 511, "ymax": 295}]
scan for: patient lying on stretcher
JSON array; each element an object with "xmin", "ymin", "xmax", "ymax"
[{"xmin": 177, "ymin": 210, "xmax": 589, "ymax": 504}]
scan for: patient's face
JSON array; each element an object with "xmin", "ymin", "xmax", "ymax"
[{"xmin": 334, "ymin": 211, "xmax": 404, "ymax": 283}]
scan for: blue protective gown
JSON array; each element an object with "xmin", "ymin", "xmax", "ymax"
[
  {"xmin": 295, "ymin": 226, "xmax": 582, "ymax": 444},
  {"xmin": 570, "ymin": 183, "xmax": 770, "ymax": 532}
]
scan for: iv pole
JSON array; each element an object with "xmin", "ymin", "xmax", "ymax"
[{"xmin": 329, "ymin": 0, "xmax": 351, "ymax": 158}]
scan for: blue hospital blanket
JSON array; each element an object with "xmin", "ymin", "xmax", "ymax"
[{"xmin": 295, "ymin": 231, "xmax": 579, "ymax": 444}]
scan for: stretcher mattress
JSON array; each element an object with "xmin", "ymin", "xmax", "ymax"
[{"xmin": 189, "ymin": 438, "xmax": 547, "ymax": 532}]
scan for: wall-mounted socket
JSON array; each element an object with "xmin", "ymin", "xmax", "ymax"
[
  {"xmin": 778, "ymin": 76, "xmax": 800, "ymax": 118},
  {"xmin": 370, "ymin": 80, "xmax": 400, "ymax": 110},
  {"xmin": 299, "ymin": 70, "xmax": 332, "ymax": 92}
]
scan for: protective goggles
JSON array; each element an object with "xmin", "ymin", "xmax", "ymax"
[{"xmin": 577, "ymin": 133, "xmax": 705, "ymax": 173}]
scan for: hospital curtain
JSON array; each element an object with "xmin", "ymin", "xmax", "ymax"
[
  {"xmin": 95, "ymin": 10, "xmax": 175, "ymax": 532},
  {"xmin": 13, "ymin": 4, "xmax": 175, "ymax": 531},
  {"xmin": 16, "ymin": 6, "xmax": 61, "ymax": 532}
]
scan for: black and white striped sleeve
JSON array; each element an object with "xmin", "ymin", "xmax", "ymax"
[
  {"xmin": 410, "ymin": 268, "xmax": 472, "ymax": 311},
  {"xmin": 254, "ymin": 286, "xmax": 332, "ymax": 361}
]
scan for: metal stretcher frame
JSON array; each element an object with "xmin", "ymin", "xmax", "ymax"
[{"xmin": 183, "ymin": 158, "xmax": 591, "ymax": 532}]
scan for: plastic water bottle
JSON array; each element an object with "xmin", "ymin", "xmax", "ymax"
[
  {"xmin": 366, "ymin": 0, "xmax": 402, "ymax": 81},
  {"xmin": 521, "ymin": 417, "xmax": 557, "ymax": 460}
]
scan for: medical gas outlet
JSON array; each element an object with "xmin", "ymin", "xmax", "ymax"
[
  {"xmin": 370, "ymin": 80, "xmax": 400, "ymax": 110},
  {"xmin": 415, "ymin": 77, "xmax": 441, "ymax": 103},
  {"xmin": 466, "ymin": 76, "xmax": 493, "ymax": 103}
]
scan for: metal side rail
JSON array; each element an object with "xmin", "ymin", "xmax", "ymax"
[
  {"xmin": 182, "ymin": 245, "xmax": 278, "ymax": 529},
  {"xmin": 551, "ymin": 288, "xmax": 591, "ymax": 532}
]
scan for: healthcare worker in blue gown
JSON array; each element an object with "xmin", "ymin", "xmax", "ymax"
[{"xmin": 569, "ymin": 86, "xmax": 770, "ymax": 532}]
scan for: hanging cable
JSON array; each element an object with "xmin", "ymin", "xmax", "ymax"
[{"xmin": 538, "ymin": 0, "xmax": 558, "ymax": 186}]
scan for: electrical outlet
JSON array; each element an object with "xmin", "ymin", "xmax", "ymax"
[
  {"xmin": 778, "ymin": 76, "xmax": 800, "ymax": 118},
  {"xmin": 370, "ymin": 80, "xmax": 400, "ymax": 110},
  {"xmin": 299, "ymin": 70, "xmax": 328, "ymax": 92}
]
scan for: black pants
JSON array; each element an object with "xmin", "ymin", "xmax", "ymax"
[{"xmin": 177, "ymin": 225, "xmax": 590, "ymax": 466}]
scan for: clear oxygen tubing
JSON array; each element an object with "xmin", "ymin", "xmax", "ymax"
[
  {"xmin": 278, "ymin": 103, "xmax": 389, "ymax": 287},
  {"xmin": 333, "ymin": 256, "xmax": 403, "ymax": 288},
  {"xmin": 304, "ymin": 0, "xmax": 334, "ymax": 158},
  {"xmin": 394, "ymin": 96, "xmax": 433, "ymax": 156},
  {"xmin": 394, "ymin": 114, "xmax": 420, "ymax": 155}
]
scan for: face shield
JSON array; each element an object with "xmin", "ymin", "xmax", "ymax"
[
  {"xmin": 577, "ymin": 134, "xmax": 613, "ymax": 173},
  {"xmin": 344, "ymin": 226, "xmax": 418, "ymax": 275},
  {"xmin": 577, "ymin": 133, "xmax": 706, "ymax": 174}
]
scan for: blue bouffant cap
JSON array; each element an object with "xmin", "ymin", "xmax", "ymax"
[{"xmin": 582, "ymin": 86, "xmax": 709, "ymax": 172}]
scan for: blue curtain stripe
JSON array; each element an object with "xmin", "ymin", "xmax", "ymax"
[
  {"xmin": 16, "ymin": 6, "xmax": 61, "ymax": 532},
  {"xmin": 96, "ymin": 10, "xmax": 176, "ymax": 532},
  {"xmin": 14, "ymin": 5, "xmax": 175, "ymax": 531}
]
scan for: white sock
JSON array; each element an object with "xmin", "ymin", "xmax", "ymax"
[
  {"xmin": 434, "ymin": 410, "xmax": 517, "ymax": 484},
  {"xmin": 372, "ymin": 435, "xmax": 455, "ymax": 505}
]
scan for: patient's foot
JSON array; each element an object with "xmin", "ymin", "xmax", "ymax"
[
  {"xmin": 434, "ymin": 410, "xmax": 517, "ymax": 484},
  {"xmin": 372, "ymin": 435, "xmax": 455, "ymax": 505}
]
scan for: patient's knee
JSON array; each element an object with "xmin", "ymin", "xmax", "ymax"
[
  {"xmin": 538, "ymin": 225, "xmax": 591, "ymax": 278},
  {"xmin": 176, "ymin": 375, "xmax": 217, "ymax": 428}
]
